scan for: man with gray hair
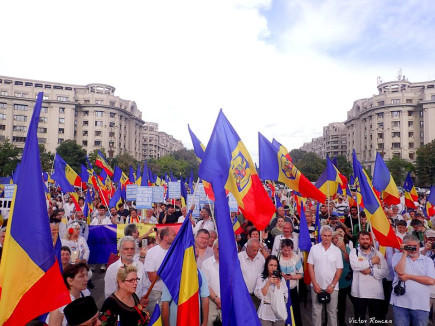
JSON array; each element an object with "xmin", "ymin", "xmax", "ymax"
[
  {"xmin": 104, "ymin": 236, "xmax": 149, "ymax": 299},
  {"xmin": 238, "ymin": 238, "xmax": 264, "ymax": 309},
  {"xmin": 308, "ymin": 225, "xmax": 343, "ymax": 326},
  {"xmin": 390, "ymin": 234, "xmax": 435, "ymax": 326}
]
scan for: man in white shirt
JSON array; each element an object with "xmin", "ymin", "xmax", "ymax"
[
  {"xmin": 90, "ymin": 205, "xmax": 111, "ymax": 225},
  {"xmin": 64, "ymin": 196, "xmax": 76, "ymax": 218},
  {"xmin": 238, "ymin": 238, "xmax": 264, "ymax": 310},
  {"xmin": 144, "ymin": 226, "xmax": 176, "ymax": 315},
  {"xmin": 308, "ymin": 225, "xmax": 343, "ymax": 326},
  {"xmin": 272, "ymin": 222, "xmax": 299, "ymax": 256},
  {"xmin": 201, "ymin": 239, "xmax": 220, "ymax": 326},
  {"xmin": 349, "ymin": 231, "xmax": 389, "ymax": 320},
  {"xmin": 193, "ymin": 207, "xmax": 215, "ymax": 235},
  {"xmin": 104, "ymin": 236, "xmax": 149, "ymax": 300}
]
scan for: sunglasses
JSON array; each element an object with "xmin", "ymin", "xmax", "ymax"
[{"xmin": 124, "ymin": 278, "xmax": 140, "ymax": 283}]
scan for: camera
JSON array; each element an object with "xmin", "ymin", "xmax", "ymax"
[
  {"xmin": 431, "ymin": 242, "xmax": 435, "ymax": 250},
  {"xmin": 393, "ymin": 281, "xmax": 406, "ymax": 296},
  {"xmin": 404, "ymin": 245, "xmax": 417, "ymax": 252},
  {"xmin": 272, "ymin": 270, "xmax": 281, "ymax": 278}
]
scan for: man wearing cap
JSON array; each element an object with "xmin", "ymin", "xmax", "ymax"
[{"xmin": 64, "ymin": 297, "xmax": 102, "ymax": 326}]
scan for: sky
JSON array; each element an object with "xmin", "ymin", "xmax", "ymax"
[{"xmin": 1, "ymin": 0, "xmax": 435, "ymax": 162}]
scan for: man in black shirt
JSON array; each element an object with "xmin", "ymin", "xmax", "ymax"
[{"xmin": 158, "ymin": 204, "xmax": 179, "ymax": 224}]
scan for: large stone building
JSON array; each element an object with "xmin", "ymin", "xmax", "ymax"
[
  {"xmin": 0, "ymin": 75, "xmax": 184, "ymax": 162},
  {"xmin": 323, "ymin": 122, "xmax": 347, "ymax": 158},
  {"xmin": 300, "ymin": 122, "xmax": 347, "ymax": 159},
  {"xmin": 142, "ymin": 122, "xmax": 184, "ymax": 159},
  {"xmin": 300, "ymin": 136, "xmax": 324, "ymax": 157},
  {"xmin": 345, "ymin": 77, "xmax": 435, "ymax": 172}
]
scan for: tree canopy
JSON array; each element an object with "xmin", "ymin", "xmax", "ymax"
[
  {"xmin": 112, "ymin": 152, "xmax": 139, "ymax": 173},
  {"xmin": 385, "ymin": 156, "xmax": 415, "ymax": 185},
  {"xmin": 148, "ymin": 149, "xmax": 197, "ymax": 179},
  {"xmin": 0, "ymin": 139, "xmax": 20, "ymax": 177},
  {"xmin": 56, "ymin": 140, "xmax": 86, "ymax": 172},
  {"xmin": 416, "ymin": 140, "xmax": 435, "ymax": 186}
]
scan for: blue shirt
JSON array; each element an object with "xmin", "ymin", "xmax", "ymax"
[{"xmin": 390, "ymin": 253, "xmax": 435, "ymax": 311}]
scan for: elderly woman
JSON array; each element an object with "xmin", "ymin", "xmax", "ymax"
[
  {"xmin": 100, "ymin": 265, "xmax": 150, "ymax": 325},
  {"xmin": 255, "ymin": 255, "xmax": 288, "ymax": 326},
  {"xmin": 61, "ymin": 222, "xmax": 90, "ymax": 263},
  {"xmin": 278, "ymin": 239, "xmax": 303, "ymax": 326},
  {"xmin": 47, "ymin": 263, "xmax": 90, "ymax": 326}
]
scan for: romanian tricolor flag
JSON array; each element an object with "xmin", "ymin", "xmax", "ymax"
[
  {"xmin": 95, "ymin": 150, "xmax": 114, "ymax": 177},
  {"xmin": 403, "ymin": 172, "xmax": 418, "ymax": 209},
  {"xmin": 232, "ymin": 217, "xmax": 243, "ymax": 235},
  {"xmin": 69, "ymin": 192, "xmax": 82, "ymax": 212},
  {"xmin": 112, "ymin": 165, "xmax": 129, "ymax": 186},
  {"xmin": 148, "ymin": 303, "xmax": 162, "ymax": 326},
  {"xmin": 315, "ymin": 157, "xmax": 344, "ymax": 198},
  {"xmin": 372, "ymin": 152, "xmax": 400, "ymax": 206},
  {"xmin": 0, "ymin": 93, "xmax": 71, "ymax": 325},
  {"xmin": 135, "ymin": 164, "xmax": 142, "ymax": 186},
  {"xmin": 187, "ymin": 125, "xmax": 215, "ymax": 201},
  {"xmin": 157, "ymin": 217, "xmax": 199, "ymax": 326},
  {"xmin": 199, "ymin": 111, "xmax": 275, "ymax": 231},
  {"xmin": 198, "ymin": 111, "xmax": 262, "ymax": 325},
  {"xmin": 258, "ymin": 133, "xmax": 326, "ymax": 204},
  {"xmin": 352, "ymin": 151, "xmax": 400, "ymax": 249},
  {"xmin": 425, "ymin": 187, "xmax": 435, "ymax": 218},
  {"xmin": 188, "ymin": 124, "xmax": 206, "ymax": 164},
  {"xmin": 128, "ymin": 166, "xmax": 136, "ymax": 184}
]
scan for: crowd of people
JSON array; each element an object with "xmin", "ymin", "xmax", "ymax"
[{"xmin": 1, "ymin": 186, "xmax": 435, "ymax": 326}]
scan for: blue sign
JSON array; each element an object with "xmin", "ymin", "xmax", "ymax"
[
  {"xmin": 126, "ymin": 184, "xmax": 138, "ymax": 201},
  {"xmin": 136, "ymin": 186, "xmax": 153, "ymax": 209},
  {"xmin": 168, "ymin": 181, "xmax": 181, "ymax": 199},
  {"xmin": 4, "ymin": 185, "xmax": 16, "ymax": 199},
  {"xmin": 152, "ymin": 187, "xmax": 165, "ymax": 203}
]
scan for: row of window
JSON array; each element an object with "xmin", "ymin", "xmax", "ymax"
[
  {"xmin": 376, "ymin": 121, "xmax": 424, "ymax": 129},
  {"xmin": 0, "ymin": 79, "xmax": 74, "ymax": 91},
  {"xmin": 84, "ymin": 111, "xmax": 116, "ymax": 118}
]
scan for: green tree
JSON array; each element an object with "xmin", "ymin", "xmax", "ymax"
[
  {"xmin": 334, "ymin": 155, "xmax": 353, "ymax": 179},
  {"xmin": 289, "ymin": 149, "xmax": 307, "ymax": 163},
  {"xmin": 148, "ymin": 149, "xmax": 198, "ymax": 179},
  {"xmin": 112, "ymin": 152, "xmax": 139, "ymax": 173},
  {"xmin": 0, "ymin": 139, "xmax": 20, "ymax": 176},
  {"xmin": 39, "ymin": 144, "xmax": 54, "ymax": 172},
  {"xmin": 294, "ymin": 152, "xmax": 326, "ymax": 181},
  {"xmin": 386, "ymin": 156, "xmax": 415, "ymax": 185},
  {"xmin": 56, "ymin": 140, "xmax": 86, "ymax": 172},
  {"xmin": 416, "ymin": 140, "xmax": 435, "ymax": 186}
]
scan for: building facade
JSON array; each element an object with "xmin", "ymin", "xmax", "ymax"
[
  {"xmin": 0, "ymin": 75, "xmax": 185, "ymax": 162},
  {"xmin": 300, "ymin": 136, "xmax": 324, "ymax": 157},
  {"xmin": 142, "ymin": 122, "xmax": 184, "ymax": 159},
  {"xmin": 300, "ymin": 122, "xmax": 347, "ymax": 159},
  {"xmin": 345, "ymin": 78, "xmax": 435, "ymax": 172},
  {"xmin": 322, "ymin": 122, "xmax": 347, "ymax": 158}
]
